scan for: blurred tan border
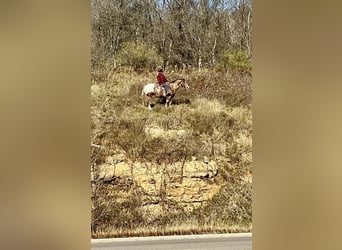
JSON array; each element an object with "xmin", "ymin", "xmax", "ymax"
[
  {"xmin": 1, "ymin": 1, "xmax": 342, "ymax": 250},
  {"xmin": 0, "ymin": 1, "xmax": 90, "ymax": 250},
  {"xmin": 254, "ymin": 1, "xmax": 342, "ymax": 250}
]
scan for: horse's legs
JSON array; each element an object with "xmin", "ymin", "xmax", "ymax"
[
  {"xmin": 165, "ymin": 97, "xmax": 169, "ymax": 107},
  {"xmin": 165, "ymin": 96, "xmax": 173, "ymax": 107},
  {"xmin": 147, "ymin": 96, "xmax": 153, "ymax": 109},
  {"xmin": 144, "ymin": 96, "xmax": 148, "ymax": 107}
]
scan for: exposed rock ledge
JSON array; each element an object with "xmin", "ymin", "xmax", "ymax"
[{"xmin": 93, "ymin": 155, "xmax": 222, "ymax": 215}]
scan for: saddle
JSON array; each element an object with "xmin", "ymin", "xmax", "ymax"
[{"xmin": 154, "ymin": 84, "xmax": 170, "ymax": 97}]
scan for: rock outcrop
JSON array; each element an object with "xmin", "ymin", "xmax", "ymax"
[{"xmin": 93, "ymin": 154, "xmax": 222, "ymax": 216}]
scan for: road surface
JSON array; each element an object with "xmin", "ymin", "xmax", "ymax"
[{"xmin": 91, "ymin": 233, "xmax": 252, "ymax": 250}]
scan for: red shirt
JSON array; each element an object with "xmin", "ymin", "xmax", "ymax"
[{"xmin": 157, "ymin": 72, "xmax": 168, "ymax": 85}]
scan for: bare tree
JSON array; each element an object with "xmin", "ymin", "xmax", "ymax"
[{"xmin": 91, "ymin": 0, "xmax": 252, "ymax": 72}]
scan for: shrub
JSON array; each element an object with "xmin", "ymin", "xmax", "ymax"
[
  {"xmin": 218, "ymin": 50, "xmax": 252, "ymax": 74},
  {"xmin": 115, "ymin": 42, "xmax": 163, "ymax": 72},
  {"xmin": 197, "ymin": 181, "xmax": 252, "ymax": 224}
]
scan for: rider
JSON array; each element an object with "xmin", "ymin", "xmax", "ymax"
[{"xmin": 156, "ymin": 66, "xmax": 169, "ymax": 96}]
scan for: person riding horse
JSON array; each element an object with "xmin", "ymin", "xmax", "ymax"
[
  {"xmin": 156, "ymin": 67, "xmax": 169, "ymax": 96},
  {"xmin": 142, "ymin": 78, "xmax": 189, "ymax": 109}
]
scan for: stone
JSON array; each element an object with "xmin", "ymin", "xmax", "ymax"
[{"xmin": 95, "ymin": 157, "xmax": 223, "ymax": 217}]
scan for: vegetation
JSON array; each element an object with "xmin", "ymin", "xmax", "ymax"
[
  {"xmin": 91, "ymin": 0, "xmax": 252, "ymax": 73},
  {"xmin": 115, "ymin": 42, "xmax": 163, "ymax": 71},
  {"xmin": 218, "ymin": 50, "xmax": 252, "ymax": 74},
  {"xmin": 91, "ymin": 0, "xmax": 252, "ymax": 238},
  {"xmin": 91, "ymin": 70, "xmax": 252, "ymax": 237}
]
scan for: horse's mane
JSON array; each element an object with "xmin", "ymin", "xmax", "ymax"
[{"xmin": 170, "ymin": 78, "xmax": 185, "ymax": 83}]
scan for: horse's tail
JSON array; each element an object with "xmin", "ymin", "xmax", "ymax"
[{"xmin": 141, "ymin": 87, "xmax": 145, "ymax": 96}]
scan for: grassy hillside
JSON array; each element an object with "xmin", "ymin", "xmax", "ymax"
[{"xmin": 91, "ymin": 69, "xmax": 252, "ymax": 238}]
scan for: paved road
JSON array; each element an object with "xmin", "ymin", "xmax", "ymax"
[{"xmin": 91, "ymin": 233, "xmax": 252, "ymax": 250}]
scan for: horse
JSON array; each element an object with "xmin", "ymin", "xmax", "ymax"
[{"xmin": 141, "ymin": 78, "xmax": 189, "ymax": 109}]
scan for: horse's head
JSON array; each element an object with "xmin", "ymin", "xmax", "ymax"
[{"xmin": 179, "ymin": 79, "xmax": 189, "ymax": 89}]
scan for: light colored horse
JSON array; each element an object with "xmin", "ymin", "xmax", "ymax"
[{"xmin": 141, "ymin": 79, "xmax": 189, "ymax": 109}]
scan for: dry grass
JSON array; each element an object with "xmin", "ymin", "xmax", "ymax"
[
  {"xmin": 91, "ymin": 69, "xmax": 252, "ymax": 237},
  {"xmin": 92, "ymin": 222, "xmax": 252, "ymax": 239}
]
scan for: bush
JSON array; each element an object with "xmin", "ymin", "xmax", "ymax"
[
  {"xmin": 197, "ymin": 181, "xmax": 252, "ymax": 225},
  {"xmin": 115, "ymin": 42, "xmax": 163, "ymax": 72},
  {"xmin": 218, "ymin": 50, "xmax": 252, "ymax": 74}
]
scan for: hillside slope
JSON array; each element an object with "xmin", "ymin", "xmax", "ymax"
[{"xmin": 91, "ymin": 70, "xmax": 252, "ymax": 238}]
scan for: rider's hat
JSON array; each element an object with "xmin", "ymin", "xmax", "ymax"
[{"xmin": 157, "ymin": 66, "xmax": 163, "ymax": 72}]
